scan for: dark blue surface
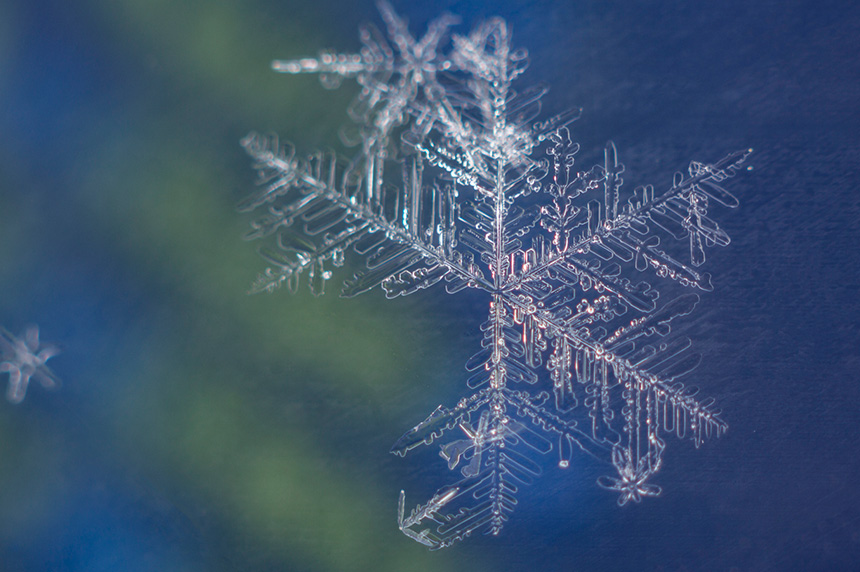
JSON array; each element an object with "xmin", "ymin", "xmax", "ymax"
[{"xmin": 0, "ymin": 0, "xmax": 858, "ymax": 570}]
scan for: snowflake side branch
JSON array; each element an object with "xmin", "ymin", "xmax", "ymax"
[
  {"xmin": 504, "ymin": 388, "xmax": 612, "ymax": 462},
  {"xmin": 249, "ymin": 221, "xmax": 374, "ymax": 295}
]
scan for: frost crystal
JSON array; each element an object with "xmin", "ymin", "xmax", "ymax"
[
  {"xmin": 240, "ymin": 1, "xmax": 751, "ymax": 549},
  {"xmin": 0, "ymin": 325, "xmax": 60, "ymax": 404}
]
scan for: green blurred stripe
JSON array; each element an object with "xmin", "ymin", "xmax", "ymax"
[
  {"xmin": 89, "ymin": 0, "xmax": 355, "ymax": 134},
  {"xmin": 113, "ymin": 356, "xmax": 455, "ymax": 572},
  {"xmin": 80, "ymin": 131, "xmax": 419, "ymax": 396}
]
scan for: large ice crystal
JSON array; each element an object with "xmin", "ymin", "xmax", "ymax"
[{"xmin": 240, "ymin": 1, "xmax": 751, "ymax": 548}]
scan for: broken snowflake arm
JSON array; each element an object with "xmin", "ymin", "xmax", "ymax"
[
  {"xmin": 397, "ymin": 487, "xmax": 461, "ymax": 548},
  {"xmin": 395, "ymin": 408, "xmax": 552, "ymax": 548}
]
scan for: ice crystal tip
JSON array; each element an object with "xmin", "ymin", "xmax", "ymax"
[
  {"xmin": 0, "ymin": 325, "xmax": 61, "ymax": 404},
  {"xmin": 239, "ymin": 1, "xmax": 749, "ymax": 548}
]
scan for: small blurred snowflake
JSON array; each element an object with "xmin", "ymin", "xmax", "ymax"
[{"xmin": 0, "ymin": 325, "xmax": 60, "ymax": 403}]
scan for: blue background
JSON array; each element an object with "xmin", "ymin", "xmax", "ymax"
[{"xmin": 0, "ymin": 0, "xmax": 858, "ymax": 570}]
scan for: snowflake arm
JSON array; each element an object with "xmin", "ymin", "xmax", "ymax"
[
  {"xmin": 240, "ymin": 133, "xmax": 491, "ymax": 296},
  {"xmin": 509, "ymin": 137, "xmax": 753, "ymax": 295}
]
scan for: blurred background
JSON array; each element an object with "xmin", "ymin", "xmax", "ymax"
[{"xmin": 0, "ymin": 0, "xmax": 858, "ymax": 570}]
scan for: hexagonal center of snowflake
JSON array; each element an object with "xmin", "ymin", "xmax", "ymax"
[
  {"xmin": 483, "ymin": 123, "xmax": 534, "ymax": 163},
  {"xmin": 13, "ymin": 340, "xmax": 45, "ymax": 371},
  {"xmin": 399, "ymin": 50, "xmax": 445, "ymax": 86}
]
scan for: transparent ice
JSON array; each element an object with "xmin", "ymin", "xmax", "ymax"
[
  {"xmin": 0, "ymin": 325, "xmax": 60, "ymax": 404},
  {"xmin": 240, "ymin": 1, "xmax": 751, "ymax": 548}
]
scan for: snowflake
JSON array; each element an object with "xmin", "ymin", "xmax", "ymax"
[
  {"xmin": 0, "ymin": 325, "xmax": 61, "ymax": 404},
  {"xmin": 596, "ymin": 445, "xmax": 663, "ymax": 507},
  {"xmin": 239, "ymin": 1, "xmax": 751, "ymax": 548}
]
